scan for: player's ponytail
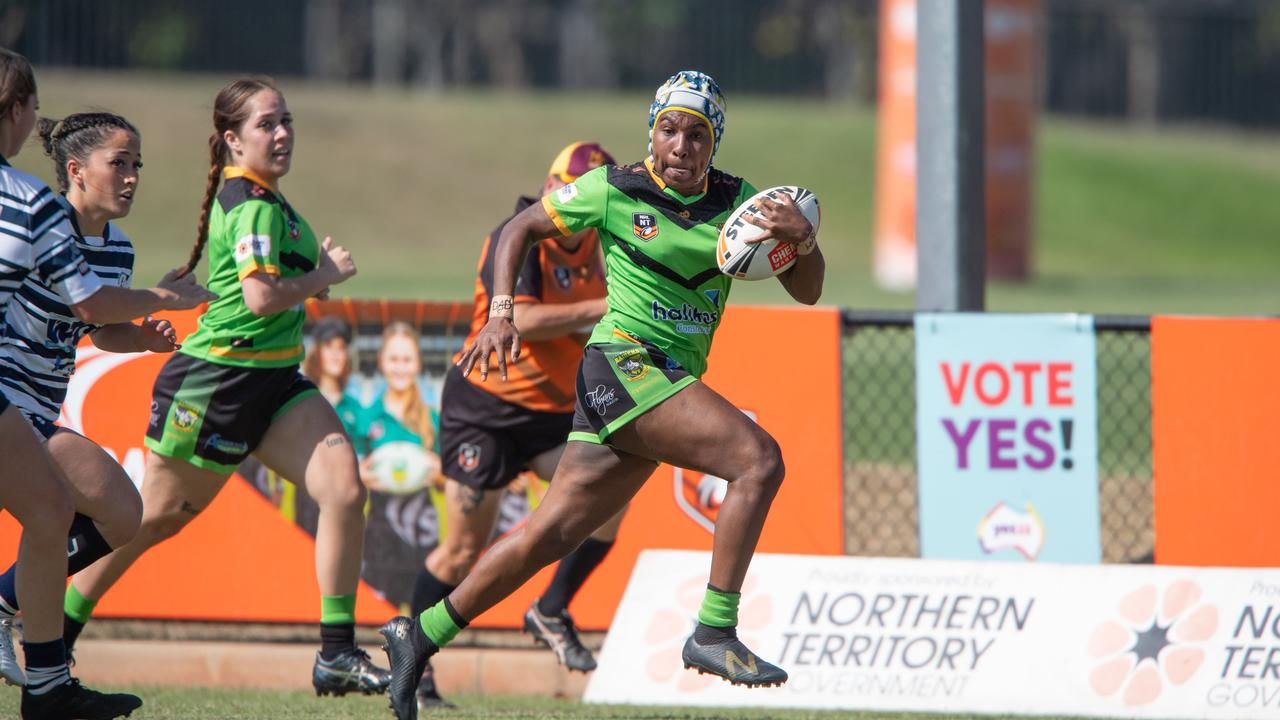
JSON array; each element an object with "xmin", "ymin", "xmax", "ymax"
[
  {"xmin": 181, "ymin": 76, "xmax": 279, "ymax": 278},
  {"xmin": 184, "ymin": 132, "xmax": 226, "ymax": 277}
]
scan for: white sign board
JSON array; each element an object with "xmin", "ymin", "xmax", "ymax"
[{"xmin": 586, "ymin": 551, "xmax": 1280, "ymax": 718}]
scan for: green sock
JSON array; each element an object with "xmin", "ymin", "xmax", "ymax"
[
  {"xmin": 418, "ymin": 601, "xmax": 463, "ymax": 648},
  {"xmin": 320, "ymin": 594, "xmax": 356, "ymax": 625},
  {"xmin": 698, "ymin": 586, "xmax": 741, "ymax": 628},
  {"xmin": 64, "ymin": 584, "xmax": 97, "ymax": 624}
]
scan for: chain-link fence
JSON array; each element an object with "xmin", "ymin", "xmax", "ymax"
[{"xmin": 841, "ymin": 311, "xmax": 1153, "ymax": 563}]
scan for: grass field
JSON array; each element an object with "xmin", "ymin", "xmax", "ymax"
[
  {"xmin": 15, "ymin": 70, "xmax": 1280, "ymax": 316},
  {"xmin": 0, "ymin": 685, "xmax": 1104, "ymax": 720}
]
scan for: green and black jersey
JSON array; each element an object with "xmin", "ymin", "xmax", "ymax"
[
  {"xmin": 179, "ymin": 167, "xmax": 319, "ymax": 368},
  {"xmin": 541, "ymin": 160, "xmax": 756, "ymax": 378}
]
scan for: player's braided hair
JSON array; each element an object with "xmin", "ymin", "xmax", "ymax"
[
  {"xmin": 0, "ymin": 48, "xmax": 37, "ymax": 123},
  {"xmin": 181, "ymin": 76, "xmax": 278, "ymax": 278},
  {"xmin": 37, "ymin": 112, "xmax": 140, "ymax": 192}
]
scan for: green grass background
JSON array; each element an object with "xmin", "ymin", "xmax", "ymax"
[{"xmin": 14, "ymin": 70, "xmax": 1278, "ymax": 316}]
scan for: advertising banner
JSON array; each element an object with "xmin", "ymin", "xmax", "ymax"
[
  {"xmin": 1152, "ymin": 317, "xmax": 1280, "ymax": 566},
  {"xmin": 588, "ymin": 550, "xmax": 1280, "ymax": 719},
  {"xmin": 0, "ymin": 302, "xmax": 844, "ymax": 628},
  {"xmin": 915, "ymin": 313, "xmax": 1100, "ymax": 562}
]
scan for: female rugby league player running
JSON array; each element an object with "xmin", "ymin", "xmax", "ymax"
[
  {"xmin": 0, "ymin": 49, "xmax": 213, "ymax": 720},
  {"xmin": 67, "ymin": 77, "xmax": 392, "ymax": 698},
  {"xmin": 0, "ymin": 110, "xmax": 182, "ymax": 695},
  {"xmin": 381, "ymin": 70, "xmax": 824, "ymax": 720}
]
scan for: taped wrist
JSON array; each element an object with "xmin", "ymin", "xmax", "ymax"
[{"xmin": 489, "ymin": 294, "xmax": 514, "ymax": 319}]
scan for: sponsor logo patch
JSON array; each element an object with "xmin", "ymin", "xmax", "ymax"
[
  {"xmin": 768, "ymin": 242, "xmax": 796, "ymax": 270},
  {"xmin": 632, "ymin": 212, "xmax": 659, "ymax": 241},
  {"xmin": 234, "ymin": 234, "xmax": 272, "ymax": 263},
  {"xmin": 458, "ymin": 443, "xmax": 481, "ymax": 472},
  {"xmin": 203, "ymin": 433, "xmax": 249, "ymax": 457},
  {"xmin": 1087, "ymin": 581, "xmax": 1217, "ymax": 706},
  {"xmin": 613, "ymin": 348, "xmax": 649, "ymax": 382},
  {"xmin": 556, "ymin": 183, "xmax": 579, "ymax": 203},
  {"xmin": 651, "ymin": 300, "xmax": 719, "ymax": 335},
  {"xmin": 586, "ymin": 384, "xmax": 618, "ymax": 415},
  {"xmin": 977, "ymin": 501, "xmax": 1045, "ymax": 560},
  {"xmin": 171, "ymin": 400, "xmax": 201, "ymax": 433}
]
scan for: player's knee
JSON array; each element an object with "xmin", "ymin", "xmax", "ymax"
[
  {"xmin": 137, "ymin": 510, "xmax": 192, "ymax": 547},
  {"xmin": 315, "ymin": 473, "xmax": 366, "ymax": 513},
  {"xmin": 17, "ymin": 493, "xmax": 74, "ymax": 544},
  {"xmin": 745, "ymin": 433, "xmax": 785, "ymax": 491},
  {"xmin": 104, "ymin": 471, "xmax": 144, "ymax": 544},
  {"xmin": 341, "ymin": 477, "xmax": 368, "ymax": 511},
  {"xmin": 101, "ymin": 491, "xmax": 143, "ymax": 548}
]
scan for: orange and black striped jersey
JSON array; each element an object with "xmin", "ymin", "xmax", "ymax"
[{"xmin": 456, "ymin": 197, "xmax": 606, "ymax": 413}]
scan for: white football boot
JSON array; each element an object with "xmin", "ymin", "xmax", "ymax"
[{"xmin": 0, "ymin": 616, "xmax": 27, "ymax": 686}]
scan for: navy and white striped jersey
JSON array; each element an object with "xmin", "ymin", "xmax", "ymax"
[
  {"xmin": 0, "ymin": 155, "xmax": 102, "ymax": 313},
  {"xmin": 0, "ymin": 193, "xmax": 127, "ymax": 424}
]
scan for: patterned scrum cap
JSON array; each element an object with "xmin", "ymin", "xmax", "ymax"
[
  {"xmin": 648, "ymin": 70, "xmax": 727, "ymax": 163},
  {"xmin": 547, "ymin": 142, "xmax": 615, "ymax": 183}
]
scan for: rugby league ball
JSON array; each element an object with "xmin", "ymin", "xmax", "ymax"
[
  {"xmin": 367, "ymin": 440, "xmax": 440, "ymax": 495},
  {"xmin": 717, "ymin": 186, "xmax": 821, "ymax": 281}
]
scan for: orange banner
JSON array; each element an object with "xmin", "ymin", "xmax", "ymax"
[
  {"xmin": 1151, "ymin": 316, "xmax": 1280, "ymax": 566},
  {"xmin": 0, "ymin": 303, "xmax": 845, "ymax": 629},
  {"xmin": 873, "ymin": 0, "xmax": 1039, "ymax": 288}
]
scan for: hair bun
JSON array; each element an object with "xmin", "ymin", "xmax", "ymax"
[{"xmin": 35, "ymin": 117, "xmax": 61, "ymax": 156}]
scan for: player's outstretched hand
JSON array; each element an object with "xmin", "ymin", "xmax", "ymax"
[
  {"xmin": 742, "ymin": 193, "xmax": 813, "ymax": 246},
  {"xmin": 457, "ymin": 316, "xmax": 521, "ymax": 382},
  {"xmin": 157, "ymin": 268, "xmax": 218, "ymax": 310},
  {"xmin": 137, "ymin": 316, "xmax": 180, "ymax": 352},
  {"xmin": 318, "ymin": 237, "xmax": 358, "ymax": 286}
]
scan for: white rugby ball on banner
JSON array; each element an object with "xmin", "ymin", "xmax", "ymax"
[
  {"xmin": 367, "ymin": 441, "xmax": 439, "ymax": 495},
  {"xmin": 717, "ymin": 185, "xmax": 821, "ymax": 280}
]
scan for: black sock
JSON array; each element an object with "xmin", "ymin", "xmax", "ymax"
[
  {"xmin": 0, "ymin": 513, "xmax": 115, "ymax": 614},
  {"xmin": 63, "ymin": 615, "xmax": 86, "ymax": 654},
  {"xmin": 692, "ymin": 621, "xmax": 738, "ymax": 643},
  {"xmin": 537, "ymin": 538, "xmax": 614, "ymax": 617},
  {"xmin": 67, "ymin": 513, "xmax": 114, "ymax": 575},
  {"xmin": 319, "ymin": 622, "xmax": 355, "ymax": 661},
  {"xmin": 411, "ymin": 567, "xmax": 457, "ymax": 619}
]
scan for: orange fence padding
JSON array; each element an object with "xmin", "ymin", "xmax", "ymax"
[{"xmin": 1152, "ymin": 316, "xmax": 1280, "ymax": 566}]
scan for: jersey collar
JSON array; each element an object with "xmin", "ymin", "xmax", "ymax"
[
  {"xmin": 223, "ymin": 166, "xmax": 280, "ymax": 195},
  {"xmin": 644, "ymin": 157, "xmax": 708, "ymax": 204},
  {"xmin": 56, "ymin": 194, "xmax": 111, "ymax": 247}
]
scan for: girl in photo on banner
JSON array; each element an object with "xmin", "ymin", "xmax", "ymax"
[{"xmin": 354, "ymin": 323, "xmax": 447, "ymax": 607}]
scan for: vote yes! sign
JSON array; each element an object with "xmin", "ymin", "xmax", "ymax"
[{"xmin": 915, "ymin": 314, "xmax": 1100, "ymax": 563}]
